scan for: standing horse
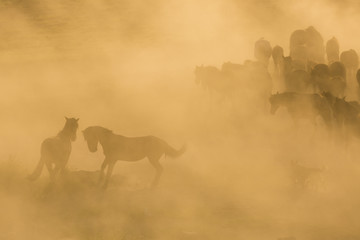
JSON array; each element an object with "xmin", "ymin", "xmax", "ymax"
[
  {"xmin": 82, "ymin": 126, "xmax": 186, "ymax": 189},
  {"xmin": 28, "ymin": 117, "xmax": 79, "ymax": 181}
]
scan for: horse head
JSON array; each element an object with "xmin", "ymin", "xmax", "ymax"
[
  {"xmin": 64, "ymin": 117, "xmax": 79, "ymax": 141},
  {"xmin": 82, "ymin": 127, "xmax": 100, "ymax": 152}
]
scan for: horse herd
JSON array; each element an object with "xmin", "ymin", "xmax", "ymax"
[
  {"xmin": 28, "ymin": 118, "xmax": 186, "ymax": 189},
  {"xmin": 26, "ymin": 26, "xmax": 360, "ymax": 190},
  {"xmin": 195, "ymin": 26, "xmax": 360, "ymax": 139}
]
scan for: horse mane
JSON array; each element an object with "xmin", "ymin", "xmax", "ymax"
[
  {"xmin": 83, "ymin": 126, "xmax": 113, "ymax": 136},
  {"xmin": 57, "ymin": 118, "xmax": 78, "ymax": 139}
]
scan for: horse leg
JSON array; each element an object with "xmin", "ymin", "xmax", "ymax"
[
  {"xmin": 149, "ymin": 157, "xmax": 163, "ymax": 189},
  {"xmin": 103, "ymin": 161, "xmax": 115, "ymax": 189},
  {"xmin": 60, "ymin": 153, "xmax": 70, "ymax": 176},
  {"xmin": 52, "ymin": 164, "xmax": 61, "ymax": 182},
  {"xmin": 99, "ymin": 157, "xmax": 109, "ymax": 184},
  {"xmin": 44, "ymin": 159, "xmax": 55, "ymax": 182}
]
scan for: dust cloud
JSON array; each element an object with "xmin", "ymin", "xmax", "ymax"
[{"xmin": 1, "ymin": 0, "xmax": 360, "ymax": 239}]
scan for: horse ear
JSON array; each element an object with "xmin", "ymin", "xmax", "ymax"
[
  {"xmin": 65, "ymin": 116, "xmax": 69, "ymax": 121},
  {"xmin": 76, "ymin": 118, "xmax": 79, "ymax": 122}
]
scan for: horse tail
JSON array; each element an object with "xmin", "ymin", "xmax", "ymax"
[
  {"xmin": 27, "ymin": 157, "xmax": 44, "ymax": 181},
  {"xmin": 165, "ymin": 143, "xmax": 187, "ymax": 158}
]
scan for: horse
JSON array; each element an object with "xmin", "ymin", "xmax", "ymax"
[
  {"xmin": 272, "ymin": 45, "xmax": 284, "ymax": 76},
  {"xmin": 305, "ymin": 26, "xmax": 325, "ymax": 64},
  {"xmin": 269, "ymin": 92, "xmax": 332, "ymax": 129},
  {"xmin": 284, "ymin": 69, "xmax": 311, "ymax": 93},
  {"xmin": 290, "ymin": 26, "xmax": 325, "ymax": 65},
  {"xmin": 311, "ymin": 63, "xmax": 330, "ymax": 92},
  {"xmin": 82, "ymin": 126, "xmax": 186, "ymax": 189},
  {"xmin": 28, "ymin": 117, "xmax": 79, "ymax": 182},
  {"xmin": 326, "ymin": 37, "xmax": 340, "ymax": 64},
  {"xmin": 340, "ymin": 49, "xmax": 359, "ymax": 84},
  {"xmin": 329, "ymin": 61, "xmax": 346, "ymax": 80},
  {"xmin": 194, "ymin": 65, "xmax": 236, "ymax": 102},
  {"xmin": 322, "ymin": 92, "xmax": 360, "ymax": 131},
  {"xmin": 254, "ymin": 38, "xmax": 272, "ymax": 67}
]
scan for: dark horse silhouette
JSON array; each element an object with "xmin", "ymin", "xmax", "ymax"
[
  {"xmin": 28, "ymin": 117, "xmax": 79, "ymax": 181},
  {"xmin": 82, "ymin": 126, "xmax": 186, "ymax": 189},
  {"xmin": 322, "ymin": 92, "xmax": 360, "ymax": 132},
  {"xmin": 269, "ymin": 92, "xmax": 332, "ymax": 129}
]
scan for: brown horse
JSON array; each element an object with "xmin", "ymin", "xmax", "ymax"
[
  {"xmin": 28, "ymin": 117, "xmax": 79, "ymax": 182},
  {"xmin": 82, "ymin": 126, "xmax": 186, "ymax": 189}
]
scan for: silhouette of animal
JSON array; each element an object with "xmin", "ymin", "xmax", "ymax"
[
  {"xmin": 254, "ymin": 38, "xmax": 272, "ymax": 67},
  {"xmin": 194, "ymin": 65, "xmax": 235, "ymax": 99},
  {"xmin": 221, "ymin": 62, "xmax": 245, "ymax": 82},
  {"xmin": 272, "ymin": 45, "xmax": 284, "ymax": 75},
  {"xmin": 341, "ymin": 49, "xmax": 359, "ymax": 82},
  {"xmin": 82, "ymin": 126, "xmax": 186, "ymax": 189},
  {"xmin": 290, "ymin": 29, "xmax": 307, "ymax": 52},
  {"xmin": 326, "ymin": 37, "xmax": 340, "ymax": 64},
  {"xmin": 290, "ymin": 26, "xmax": 325, "ymax": 65},
  {"xmin": 269, "ymin": 92, "xmax": 332, "ymax": 129},
  {"xmin": 283, "ymin": 56, "xmax": 293, "ymax": 75},
  {"xmin": 311, "ymin": 63, "xmax": 345, "ymax": 97},
  {"xmin": 311, "ymin": 64, "xmax": 330, "ymax": 92},
  {"xmin": 221, "ymin": 62, "xmax": 243, "ymax": 73},
  {"xmin": 28, "ymin": 117, "xmax": 79, "ymax": 182},
  {"xmin": 328, "ymin": 76, "xmax": 346, "ymax": 97},
  {"xmin": 322, "ymin": 92, "xmax": 360, "ymax": 130},
  {"xmin": 284, "ymin": 69, "xmax": 311, "ymax": 93},
  {"xmin": 329, "ymin": 61, "xmax": 346, "ymax": 80},
  {"xmin": 290, "ymin": 45, "xmax": 308, "ymax": 71},
  {"xmin": 305, "ymin": 26, "xmax": 325, "ymax": 64}
]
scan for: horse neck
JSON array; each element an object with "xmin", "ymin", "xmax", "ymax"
[
  {"xmin": 96, "ymin": 128, "xmax": 113, "ymax": 147},
  {"xmin": 57, "ymin": 124, "xmax": 74, "ymax": 141}
]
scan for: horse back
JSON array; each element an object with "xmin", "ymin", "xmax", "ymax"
[
  {"xmin": 41, "ymin": 136, "xmax": 71, "ymax": 159},
  {"xmin": 107, "ymin": 135, "xmax": 167, "ymax": 161}
]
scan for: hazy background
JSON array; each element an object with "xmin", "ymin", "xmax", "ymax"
[{"xmin": 1, "ymin": 0, "xmax": 360, "ymax": 239}]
